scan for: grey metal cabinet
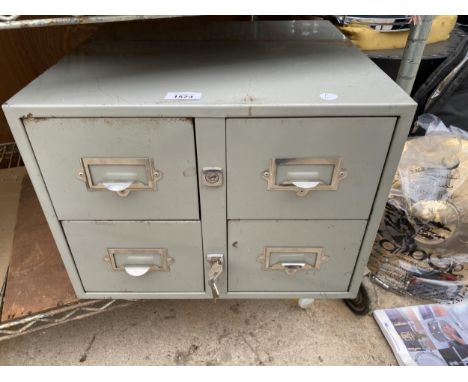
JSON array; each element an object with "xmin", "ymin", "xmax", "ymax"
[{"xmin": 2, "ymin": 20, "xmax": 416, "ymax": 300}]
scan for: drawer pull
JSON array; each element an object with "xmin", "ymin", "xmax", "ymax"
[
  {"xmin": 105, "ymin": 248, "xmax": 174, "ymax": 275},
  {"xmin": 262, "ymin": 157, "xmax": 347, "ymax": 196},
  {"xmin": 102, "ymin": 182, "xmax": 133, "ymax": 193},
  {"xmin": 280, "ymin": 262, "xmax": 306, "ymax": 271},
  {"xmin": 257, "ymin": 247, "xmax": 329, "ymax": 275},
  {"xmin": 124, "ymin": 265, "xmax": 151, "ymax": 277},
  {"xmin": 76, "ymin": 157, "xmax": 162, "ymax": 197},
  {"xmin": 291, "ymin": 181, "xmax": 321, "ymax": 190}
]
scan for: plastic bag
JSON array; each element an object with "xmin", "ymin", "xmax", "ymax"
[{"xmin": 369, "ymin": 114, "xmax": 468, "ymax": 303}]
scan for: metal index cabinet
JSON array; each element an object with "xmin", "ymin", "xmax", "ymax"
[{"xmin": 3, "ymin": 21, "xmax": 416, "ymax": 301}]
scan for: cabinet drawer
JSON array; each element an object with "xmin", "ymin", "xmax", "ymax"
[
  {"xmin": 62, "ymin": 221, "xmax": 204, "ymax": 293},
  {"xmin": 228, "ymin": 220, "xmax": 367, "ymax": 292},
  {"xmin": 25, "ymin": 118, "xmax": 199, "ymax": 220},
  {"xmin": 226, "ymin": 117, "xmax": 395, "ymax": 219}
]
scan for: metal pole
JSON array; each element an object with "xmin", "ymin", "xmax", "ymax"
[{"xmin": 396, "ymin": 15, "xmax": 433, "ymax": 94}]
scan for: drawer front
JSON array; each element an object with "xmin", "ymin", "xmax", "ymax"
[
  {"xmin": 228, "ymin": 220, "xmax": 367, "ymax": 292},
  {"xmin": 62, "ymin": 221, "xmax": 204, "ymax": 293},
  {"xmin": 25, "ymin": 118, "xmax": 199, "ymax": 220},
  {"xmin": 226, "ymin": 117, "xmax": 395, "ymax": 219}
]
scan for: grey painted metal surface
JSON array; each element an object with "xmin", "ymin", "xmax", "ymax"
[
  {"xmin": 62, "ymin": 221, "xmax": 204, "ymax": 293},
  {"xmin": 346, "ymin": 109, "xmax": 416, "ymax": 297},
  {"xmin": 7, "ymin": 22, "xmax": 411, "ymax": 113},
  {"xmin": 2, "ymin": 21, "xmax": 417, "ymax": 300},
  {"xmin": 195, "ymin": 119, "xmax": 228, "ymax": 297},
  {"xmin": 25, "ymin": 118, "xmax": 199, "ymax": 220},
  {"xmin": 226, "ymin": 117, "xmax": 395, "ymax": 220},
  {"xmin": 228, "ymin": 220, "xmax": 367, "ymax": 292}
]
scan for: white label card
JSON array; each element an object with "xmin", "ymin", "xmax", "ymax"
[
  {"xmin": 319, "ymin": 92, "xmax": 338, "ymax": 101},
  {"xmin": 165, "ymin": 92, "xmax": 202, "ymax": 100}
]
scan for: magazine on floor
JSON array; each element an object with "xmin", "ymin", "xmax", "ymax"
[{"xmin": 374, "ymin": 302, "xmax": 468, "ymax": 366}]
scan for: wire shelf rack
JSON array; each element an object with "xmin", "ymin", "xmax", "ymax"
[
  {"xmin": 0, "ymin": 299, "xmax": 137, "ymax": 342},
  {"xmin": 0, "ymin": 15, "xmax": 178, "ymax": 30},
  {"xmin": 0, "ymin": 142, "xmax": 22, "ymax": 169}
]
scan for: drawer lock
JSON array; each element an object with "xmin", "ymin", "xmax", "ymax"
[
  {"xmin": 206, "ymin": 253, "xmax": 224, "ymax": 301},
  {"xmin": 202, "ymin": 167, "xmax": 223, "ymax": 187}
]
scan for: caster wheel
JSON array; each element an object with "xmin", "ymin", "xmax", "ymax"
[
  {"xmin": 298, "ymin": 298, "xmax": 315, "ymax": 309},
  {"xmin": 344, "ymin": 284, "xmax": 370, "ymax": 315}
]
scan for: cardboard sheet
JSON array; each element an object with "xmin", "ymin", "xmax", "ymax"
[{"xmin": 1, "ymin": 176, "xmax": 78, "ymax": 322}]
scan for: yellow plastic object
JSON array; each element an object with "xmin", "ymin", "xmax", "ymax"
[{"xmin": 339, "ymin": 15, "xmax": 457, "ymax": 51}]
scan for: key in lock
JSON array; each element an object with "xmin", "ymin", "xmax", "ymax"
[{"xmin": 206, "ymin": 254, "xmax": 224, "ymax": 302}]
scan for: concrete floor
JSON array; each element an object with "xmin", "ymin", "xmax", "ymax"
[{"xmin": 0, "ymin": 296, "xmax": 400, "ymax": 365}]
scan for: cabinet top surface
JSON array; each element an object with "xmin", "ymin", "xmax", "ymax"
[{"xmin": 5, "ymin": 21, "xmax": 415, "ymax": 114}]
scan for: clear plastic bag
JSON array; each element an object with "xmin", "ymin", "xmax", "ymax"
[{"xmin": 369, "ymin": 114, "xmax": 468, "ymax": 303}]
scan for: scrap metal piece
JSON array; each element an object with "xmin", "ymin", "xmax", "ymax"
[{"xmin": 396, "ymin": 15, "xmax": 434, "ymax": 94}]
